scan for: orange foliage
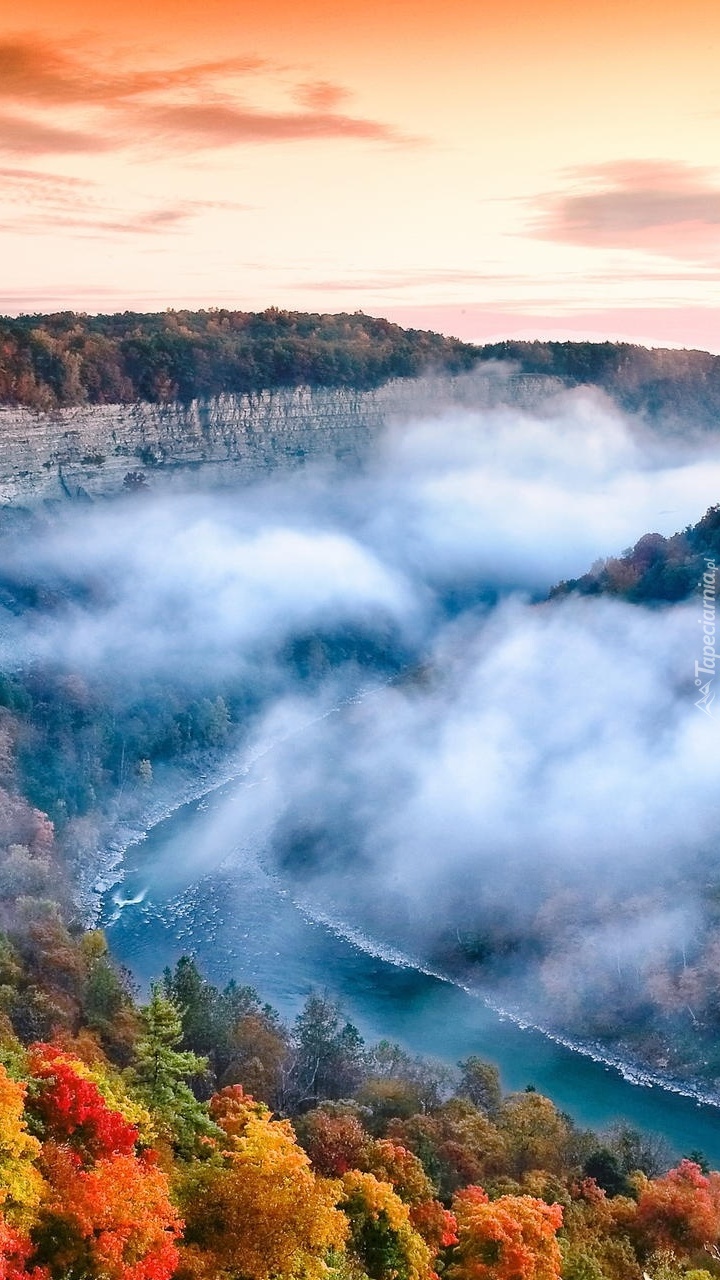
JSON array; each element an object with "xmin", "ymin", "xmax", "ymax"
[
  {"xmin": 37, "ymin": 1145, "xmax": 181, "ymax": 1280},
  {"xmin": 635, "ymin": 1160, "xmax": 720, "ymax": 1254},
  {"xmin": 450, "ymin": 1187, "xmax": 563, "ymax": 1280},
  {"xmin": 410, "ymin": 1198, "xmax": 459, "ymax": 1251},
  {"xmin": 366, "ymin": 1140, "xmax": 435, "ymax": 1206}
]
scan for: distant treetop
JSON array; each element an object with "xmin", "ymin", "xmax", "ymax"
[{"xmin": 3, "ymin": 312, "xmax": 720, "ymax": 423}]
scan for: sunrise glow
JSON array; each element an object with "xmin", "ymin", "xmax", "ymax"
[{"xmin": 2, "ymin": 0, "xmax": 720, "ymax": 348}]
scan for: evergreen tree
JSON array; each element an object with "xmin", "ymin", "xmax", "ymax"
[{"xmin": 128, "ymin": 985, "xmax": 217, "ymax": 1152}]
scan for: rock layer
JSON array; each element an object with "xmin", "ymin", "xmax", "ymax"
[{"xmin": 0, "ymin": 370, "xmax": 564, "ymax": 504}]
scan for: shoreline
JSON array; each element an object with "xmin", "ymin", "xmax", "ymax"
[
  {"xmin": 288, "ymin": 898, "xmax": 720, "ymax": 1111},
  {"xmin": 76, "ymin": 745, "xmax": 255, "ymax": 927},
  {"xmin": 78, "ymin": 679, "xmax": 388, "ymax": 925}
]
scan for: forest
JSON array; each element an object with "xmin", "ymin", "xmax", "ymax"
[
  {"xmin": 479, "ymin": 341, "xmax": 720, "ymax": 430},
  {"xmin": 0, "ymin": 810, "xmax": 719, "ymax": 1280},
  {"xmin": 550, "ymin": 504, "xmax": 720, "ymax": 605},
  {"xmin": 2, "ymin": 311, "xmax": 720, "ymax": 432},
  {"xmin": 0, "ymin": 310, "xmax": 480, "ymax": 408},
  {"xmin": 3, "ymin": 335, "xmax": 720, "ymax": 1278},
  {"xmin": 4, "ymin": 504, "xmax": 720, "ymax": 1081}
]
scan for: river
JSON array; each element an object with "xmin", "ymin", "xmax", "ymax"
[{"xmin": 100, "ymin": 770, "xmax": 720, "ymax": 1168}]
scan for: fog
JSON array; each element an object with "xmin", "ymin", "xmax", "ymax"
[
  {"xmin": 3, "ymin": 384, "xmax": 720, "ymax": 1032},
  {"xmin": 2, "ymin": 387, "xmax": 719, "ymax": 683}
]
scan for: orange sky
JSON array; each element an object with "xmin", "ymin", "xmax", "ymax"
[{"xmin": 2, "ymin": 0, "xmax": 720, "ymax": 348}]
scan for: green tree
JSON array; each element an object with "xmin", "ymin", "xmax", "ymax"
[
  {"xmin": 456, "ymin": 1057, "xmax": 502, "ymax": 1116},
  {"xmin": 128, "ymin": 985, "xmax": 216, "ymax": 1152},
  {"xmin": 292, "ymin": 994, "xmax": 366, "ymax": 1108}
]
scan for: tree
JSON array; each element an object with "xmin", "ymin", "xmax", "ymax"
[
  {"xmin": 122, "ymin": 471, "xmax": 149, "ymax": 493},
  {"xmin": 298, "ymin": 1106, "xmax": 370, "ymax": 1177},
  {"xmin": 291, "ymin": 994, "xmax": 366, "ymax": 1107},
  {"xmin": 176, "ymin": 1086, "xmax": 347, "ymax": 1280},
  {"xmin": 497, "ymin": 1093, "xmax": 574, "ymax": 1178},
  {"xmin": 388, "ymin": 1102, "xmax": 507, "ymax": 1200},
  {"xmin": 219, "ymin": 1011, "xmax": 289, "ymax": 1106},
  {"xmin": 449, "ymin": 1187, "xmax": 564, "ymax": 1280},
  {"xmin": 33, "ymin": 1145, "xmax": 181, "ymax": 1280},
  {"xmin": 582, "ymin": 1148, "xmax": 626, "ymax": 1198},
  {"xmin": 340, "ymin": 1170, "xmax": 434, "ymax": 1280},
  {"xmin": 0, "ymin": 1214, "xmax": 49, "ymax": 1280},
  {"xmin": 365, "ymin": 1140, "xmax": 435, "ymax": 1206},
  {"xmin": 128, "ymin": 987, "xmax": 215, "ymax": 1152},
  {"xmin": 0, "ymin": 1065, "xmax": 44, "ymax": 1229},
  {"xmin": 635, "ymin": 1160, "xmax": 720, "ymax": 1255},
  {"xmin": 456, "ymin": 1058, "xmax": 502, "ymax": 1116},
  {"xmin": 161, "ymin": 959, "xmax": 217, "ymax": 1058},
  {"xmin": 82, "ymin": 958, "xmax": 140, "ymax": 1066},
  {"xmin": 27, "ymin": 1044, "xmax": 138, "ymax": 1164},
  {"xmin": 606, "ymin": 1124, "xmax": 671, "ymax": 1180}
]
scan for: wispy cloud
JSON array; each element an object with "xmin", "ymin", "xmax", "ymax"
[
  {"xmin": 0, "ymin": 162, "xmax": 252, "ymax": 240},
  {"xmin": 0, "ymin": 36, "xmax": 414, "ymax": 157},
  {"xmin": 297, "ymin": 268, "xmax": 529, "ymax": 292},
  {"xmin": 0, "ymin": 111, "xmax": 109, "ymax": 154},
  {"xmin": 0, "ymin": 195, "xmax": 253, "ymax": 240},
  {"xmin": 0, "ymin": 37, "xmax": 266, "ymax": 106},
  {"xmin": 531, "ymin": 160, "xmax": 720, "ymax": 261},
  {"xmin": 146, "ymin": 102, "xmax": 411, "ymax": 147}
]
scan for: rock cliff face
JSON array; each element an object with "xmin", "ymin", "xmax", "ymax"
[{"xmin": 0, "ymin": 370, "xmax": 564, "ymax": 505}]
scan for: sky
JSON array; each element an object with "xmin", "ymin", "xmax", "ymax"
[{"xmin": 2, "ymin": 0, "xmax": 720, "ymax": 349}]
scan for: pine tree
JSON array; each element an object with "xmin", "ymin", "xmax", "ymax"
[{"xmin": 128, "ymin": 986, "xmax": 217, "ymax": 1153}]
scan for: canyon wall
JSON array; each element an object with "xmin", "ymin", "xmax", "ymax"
[{"xmin": 0, "ymin": 370, "xmax": 565, "ymax": 505}]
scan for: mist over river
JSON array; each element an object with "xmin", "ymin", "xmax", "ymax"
[
  {"xmin": 6, "ymin": 391, "xmax": 720, "ymax": 1166},
  {"xmin": 103, "ymin": 773, "xmax": 720, "ymax": 1167}
]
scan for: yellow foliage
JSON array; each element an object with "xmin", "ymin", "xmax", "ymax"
[
  {"xmin": 341, "ymin": 1170, "xmax": 435, "ymax": 1280},
  {"xmin": 0, "ymin": 1062, "xmax": 45, "ymax": 1227},
  {"xmin": 178, "ymin": 1089, "xmax": 347, "ymax": 1280}
]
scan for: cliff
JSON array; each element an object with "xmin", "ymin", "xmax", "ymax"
[{"xmin": 0, "ymin": 370, "xmax": 564, "ymax": 505}]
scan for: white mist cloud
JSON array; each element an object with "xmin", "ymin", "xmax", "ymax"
[
  {"xmin": 2, "ymin": 385, "xmax": 718, "ymax": 688},
  {"xmin": 217, "ymin": 592, "xmax": 718, "ymax": 1031},
  {"xmin": 2, "ymin": 384, "xmax": 720, "ymax": 1024}
]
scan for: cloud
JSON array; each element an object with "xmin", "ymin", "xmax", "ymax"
[
  {"xmin": 146, "ymin": 102, "xmax": 413, "ymax": 147},
  {"xmin": 531, "ymin": 160, "xmax": 720, "ymax": 261},
  {"xmin": 3, "ymin": 390, "xmax": 720, "ymax": 1034},
  {"xmin": 0, "ymin": 111, "xmax": 108, "ymax": 155},
  {"xmin": 12, "ymin": 207, "xmax": 194, "ymax": 237},
  {"xmin": 0, "ymin": 36, "xmax": 266, "ymax": 106},
  {"xmin": 0, "ymin": 166, "xmax": 97, "ymax": 218},
  {"xmin": 2, "ymin": 389, "xmax": 719, "ymax": 678},
  {"xmin": 293, "ymin": 81, "xmax": 352, "ymax": 112},
  {"xmin": 0, "ymin": 165, "xmax": 91, "ymax": 187},
  {"xmin": 296, "ymin": 269, "xmax": 530, "ymax": 292},
  {"xmin": 0, "ymin": 36, "xmax": 413, "ymax": 157},
  {"xmin": 0, "ymin": 169, "xmax": 254, "ymax": 239}
]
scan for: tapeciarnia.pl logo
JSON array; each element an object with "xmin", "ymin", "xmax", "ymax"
[{"xmin": 695, "ymin": 557, "xmax": 717, "ymax": 717}]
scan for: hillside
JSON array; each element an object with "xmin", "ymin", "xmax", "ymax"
[
  {"xmin": 2, "ymin": 314, "xmax": 720, "ymax": 434},
  {"xmin": 0, "ymin": 697, "xmax": 708, "ymax": 1280},
  {"xmin": 550, "ymin": 504, "xmax": 720, "ymax": 605},
  {"xmin": 481, "ymin": 340, "xmax": 720, "ymax": 430},
  {"xmin": 0, "ymin": 309, "xmax": 480, "ymax": 409}
]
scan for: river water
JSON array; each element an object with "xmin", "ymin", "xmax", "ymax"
[{"xmin": 102, "ymin": 773, "xmax": 720, "ymax": 1168}]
